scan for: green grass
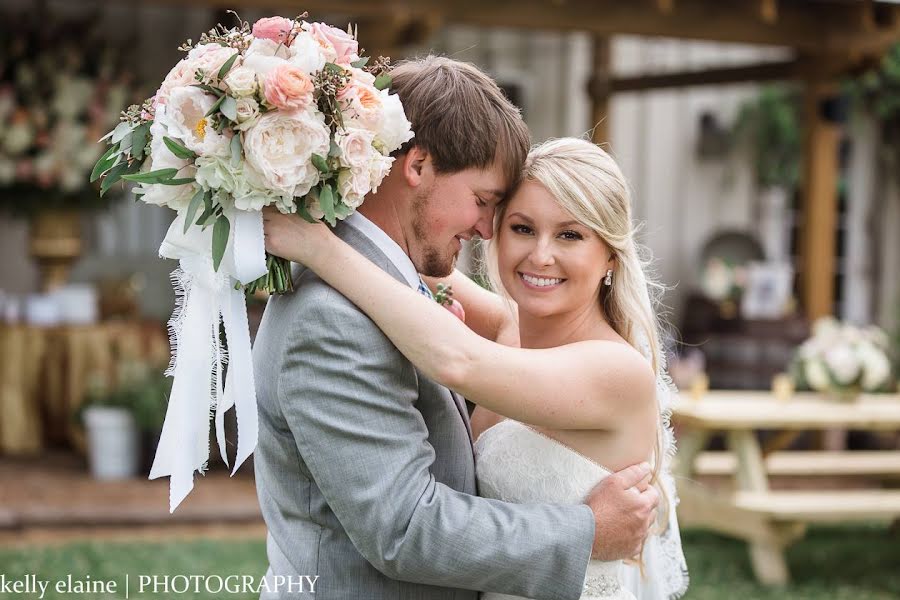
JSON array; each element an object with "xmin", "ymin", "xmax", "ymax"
[{"xmin": 0, "ymin": 525, "xmax": 897, "ymax": 599}]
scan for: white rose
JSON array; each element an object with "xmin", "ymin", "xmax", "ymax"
[
  {"xmin": 223, "ymin": 66, "xmax": 258, "ymax": 97},
  {"xmin": 187, "ymin": 43, "xmax": 240, "ymax": 83},
  {"xmin": 245, "ymin": 38, "xmax": 291, "ymax": 60},
  {"xmin": 369, "ymin": 154, "xmax": 394, "ymax": 192},
  {"xmin": 288, "ymin": 32, "xmax": 327, "ymax": 75},
  {"xmin": 823, "ymin": 345, "xmax": 860, "ymax": 385},
  {"xmin": 158, "ymin": 88, "xmax": 230, "ymax": 157},
  {"xmin": 337, "ymin": 168, "xmax": 370, "ymax": 210},
  {"xmin": 859, "ymin": 342, "xmax": 891, "ymax": 391},
  {"xmin": 375, "ymin": 90, "xmax": 413, "ymax": 153},
  {"xmin": 242, "ymin": 108, "xmax": 330, "ymax": 199},
  {"xmin": 138, "ymin": 122, "xmax": 197, "ymax": 210},
  {"xmin": 336, "ymin": 127, "xmax": 375, "ymax": 171},
  {"xmin": 804, "ymin": 358, "xmax": 831, "ymax": 392},
  {"xmin": 233, "ymin": 97, "xmax": 261, "ymax": 130}
]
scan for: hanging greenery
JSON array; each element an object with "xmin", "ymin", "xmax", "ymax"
[
  {"xmin": 730, "ymin": 85, "xmax": 803, "ymax": 189},
  {"xmin": 847, "ymin": 43, "xmax": 900, "ymax": 183}
]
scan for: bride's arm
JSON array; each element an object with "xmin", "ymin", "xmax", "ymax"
[
  {"xmin": 422, "ymin": 270, "xmax": 518, "ymax": 343},
  {"xmin": 264, "ymin": 209, "xmax": 657, "ymax": 430}
]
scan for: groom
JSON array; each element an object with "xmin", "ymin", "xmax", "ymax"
[{"xmin": 252, "ymin": 56, "xmax": 659, "ymax": 600}]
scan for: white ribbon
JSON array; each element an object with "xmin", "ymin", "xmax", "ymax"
[{"xmin": 150, "ymin": 208, "xmax": 267, "ymax": 512}]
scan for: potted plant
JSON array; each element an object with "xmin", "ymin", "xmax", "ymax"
[
  {"xmin": 791, "ymin": 317, "xmax": 893, "ymax": 401},
  {"xmin": 78, "ymin": 361, "xmax": 171, "ymax": 479}
]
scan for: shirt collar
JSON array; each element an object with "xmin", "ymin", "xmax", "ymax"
[{"xmin": 344, "ymin": 211, "xmax": 420, "ymax": 289}]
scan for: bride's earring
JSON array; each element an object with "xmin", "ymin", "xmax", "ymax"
[{"xmin": 604, "ymin": 269, "xmax": 613, "ymax": 286}]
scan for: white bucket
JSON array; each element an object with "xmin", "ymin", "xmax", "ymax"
[{"xmin": 83, "ymin": 406, "xmax": 139, "ymax": 480}]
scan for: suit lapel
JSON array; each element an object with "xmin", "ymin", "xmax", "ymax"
[{"xmin": 326, "ymin": 222, "xmax": 474, "ymax": 445}]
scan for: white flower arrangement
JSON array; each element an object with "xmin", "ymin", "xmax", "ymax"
[{"xmin": 793, "ymin": 317, "xmax": 893, "ymax": 396}]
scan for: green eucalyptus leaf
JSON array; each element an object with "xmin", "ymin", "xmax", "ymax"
[
  {"xmin": 230, "ymin": 134, "xmax": 242, "ymax": 168},
  {"xmin": 217, "ymin": 52, "xmax": 239, "ymax": 81},
  {"xmin": 311, "ymin": 153, "xmax": 329, "ymax": 173},
  {"xmin": 121, "ymin": 168, "xmax": 179, "ymax": 184},
  {"xmin": 205, "ymin": 94, "xmax": 226, "ymax": 118},
  {"xmin": 183, "ymin": 189, "xmax": 205, "ymax": 233},
  {"xmin": 350, "ymin": 57, "xmax": 369, "ymax": 68},
  {"xmin": 159, "ymin": 177, "xmax": 196, "ymax": 186},
  {"xmin": 295, "ymin": 202, "xmax": 316, "ymax": 224},
  {"xmin": 110, "ymin": 121, "xmax": 133, "ymax": 144},
  {"xmin": 220, "ymin": 96, "xmax": 238, "ymax": 122},
  {"xmin": 373, "ymin": 74, "xmax": 391, "ymax": 91},
  {"xmin": 319, "ymin": 184, "xmax": 335, "ymax": 226},
  {"xmin": 90, "ymin": 143, "xmax": 120, "ymax": 183},
  {"xmin": 163, "ymin": 136, "xmax": 197, "ymax": 160},
  {"xmin": 130, "ymin": 124, "xmax": 150, "ymax": 161},
  {"xmin": 328, "ymin": 139, "xmax": 341, "ymax": 157},
  {"xmin": 192, "ymin": 83, "xmax": 225, "ymax": 97},
  {"xmin": 99, "ymin": 161, "xmax": 131, "ymax": 196},
  {"xmin": 212, "ymin": 214, "xmax": 230, "ymax": 271}
]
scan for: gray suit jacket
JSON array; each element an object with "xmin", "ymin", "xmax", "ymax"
[{"xmin": 253, "ymin": 222, "xmax": 594, "ymax": 599}]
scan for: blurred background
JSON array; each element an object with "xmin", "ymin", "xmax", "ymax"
[{"xmin": 1, "ymin": 1, "xmax": 899, "ymax": 598}]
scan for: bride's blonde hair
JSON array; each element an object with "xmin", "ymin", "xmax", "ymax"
[{"xmin": 482, "ymin": 137, "xmax": 671, "ymax": 562}]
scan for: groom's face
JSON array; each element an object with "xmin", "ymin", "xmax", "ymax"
[{"xmin": 408, "ymin": 163, "xmax": 506, "ymax": 277}]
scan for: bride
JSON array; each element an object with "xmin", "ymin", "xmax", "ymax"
[{"xmin": 263, "ymin": 137, "xmax": 689, "ymax": 600}]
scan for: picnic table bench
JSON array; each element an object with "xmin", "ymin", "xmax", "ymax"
[{"xmin": 672, "ymin": 391, "xmax": 900, "ymax": 585}]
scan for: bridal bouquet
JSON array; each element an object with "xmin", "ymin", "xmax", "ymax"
[
  {"xmin": 92, "ymin": 13, "xmax": 413, "ymax": 511},
  {"xmin": 792, "ymin": 317, "xmax": 892, "ymax": 398}
]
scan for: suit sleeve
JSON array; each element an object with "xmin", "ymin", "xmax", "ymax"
[{"xmin": 276, "ymin": 281, "xmax": 594, "ymax": 600}]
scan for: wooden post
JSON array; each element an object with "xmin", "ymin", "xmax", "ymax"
[
  {"xmin": 800, "ymin": 80, "xmax": 841, "ymax": 320},
  {"xmin": 588, "ymin": 35, "xmax": 612, "ymax": 145}
]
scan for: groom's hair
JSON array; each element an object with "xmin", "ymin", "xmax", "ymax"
[{"xmin": 390, "ymin": 55, "xmax": 530, "ymax": 191}]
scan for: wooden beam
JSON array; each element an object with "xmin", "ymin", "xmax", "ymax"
[
  {"xmin": 138, "ymin": 0, "xmax": 900, "ymax": 53},
  {"xmin": 800, "ymin": 81, "xmax": 842, "ymax": 320},
  {"xmin": 610, "ymin": 60, "xmax": 798, "ymax": 92},
  {"xmin": 589, "ymin": 35, "xmax": 611, "ymax": 145}
]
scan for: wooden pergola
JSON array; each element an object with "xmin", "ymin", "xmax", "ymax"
[{"xmin": 154, "ymin": 0, "xmax": 900, "ymax": 320}]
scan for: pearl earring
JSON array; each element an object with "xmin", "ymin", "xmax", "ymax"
[{"xmin": 604, "ymin": 269, "xmax": 613, "ymax": 286}]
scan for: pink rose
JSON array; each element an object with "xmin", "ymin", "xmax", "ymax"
[
  {"xmin": 307, "ymin": 22, "xmax": 359, "ymax": 65},
  {"xmin": 252, "ymin": 17, "xmax": 295, "ymax": 45},
  {"xmin": 264, "ymin": 64, "xmax": 314, "ymax": 110},
  {"xmin": 154, "ymin": 59, "xmax": 196, "ymax": 108}
]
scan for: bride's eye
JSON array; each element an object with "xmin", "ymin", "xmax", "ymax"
[
  {"xmin": 559, "ymin": 230, "xmax": 584, "ymax": 241},
  {"xmin": 510, "ymin": 224, "xmax": 533, "ymax": 235}
]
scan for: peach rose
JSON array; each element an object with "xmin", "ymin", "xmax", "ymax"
[
  {"xmin": 252, "ymin": 17, "xmax": 295, "ymax": 46},
  {"xmin": 264, "ymin": 64, "xmax": 314, "ymax": 110},
  {"xmin": 338, "ymin": 80, "xmax": 383, "ymax": 131}
]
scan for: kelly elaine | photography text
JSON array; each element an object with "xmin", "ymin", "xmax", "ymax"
[{"xmin": 0, "ymin": 574, "xmax": 320, "ymax": 597}]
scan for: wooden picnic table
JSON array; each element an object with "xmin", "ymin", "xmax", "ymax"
[{"xmin": 672, "ymin": 390, "xmax": 900, "ymax": 585}]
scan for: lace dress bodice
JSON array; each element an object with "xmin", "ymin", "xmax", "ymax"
[{"xmin": 474, "ymin": 419, "xmax": 636, "ymax": 600}]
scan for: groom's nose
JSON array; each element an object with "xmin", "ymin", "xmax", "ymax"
[{"xmin": 473, "ymin": 214, "xmax": 494, "ymax": 240}]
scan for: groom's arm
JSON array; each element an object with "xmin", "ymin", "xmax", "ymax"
[{"xmin": 277, "ymin": 281, "xmax": 593, "ymax": 600}]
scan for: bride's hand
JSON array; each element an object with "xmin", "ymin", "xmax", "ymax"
[{"xmin": 262, "ymin": 206, "xmax": 331, "ymax": 266}]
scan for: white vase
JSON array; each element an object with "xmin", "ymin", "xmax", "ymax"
[{"xmin": 83, "ymin": 406, "xmax": 139, "ymax": 480}]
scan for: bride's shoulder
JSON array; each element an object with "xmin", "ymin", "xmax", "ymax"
[{"xmin": 573, "ymin": 339, "xmax": 657, "ymax": 404}]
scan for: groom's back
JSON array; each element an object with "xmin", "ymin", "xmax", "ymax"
[{"xmin": 252, "ymin": 224, "xmax": 477, "ymax": 599}]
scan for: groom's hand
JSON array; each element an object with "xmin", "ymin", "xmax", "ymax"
[{"xmin": 585, "ymin": 462, "xmax": 659, "ymax": 561}]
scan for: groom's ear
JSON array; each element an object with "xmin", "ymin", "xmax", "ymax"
[{"xmin": 401, "ymin": 146, "xmax": 432, "ymax": 188}]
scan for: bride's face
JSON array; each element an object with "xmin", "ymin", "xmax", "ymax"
[{"xmin": 497, "ymin": 180, "xmax": 612, "ymax": 319}]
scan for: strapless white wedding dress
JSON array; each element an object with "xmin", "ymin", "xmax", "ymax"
[{"xmin": 475, "ymin": 419, "xmax": 688, "ymax": 600}]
